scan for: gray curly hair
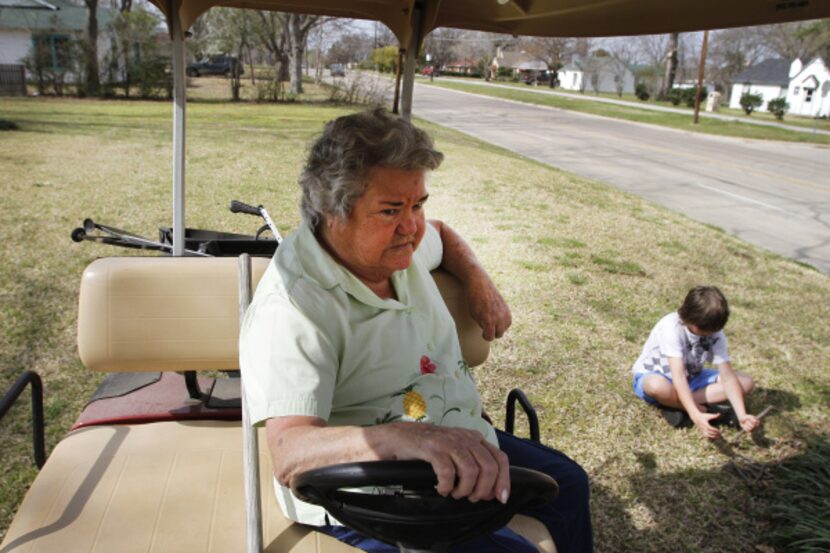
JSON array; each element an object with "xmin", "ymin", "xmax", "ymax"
[{"xmin": 299, "ymin": 108, "xmax": 444, "ymax": 230}]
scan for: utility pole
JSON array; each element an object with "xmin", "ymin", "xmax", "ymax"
[{"xmin": 693, "ymin": 30, "xmax": 709, "ymax": 125}]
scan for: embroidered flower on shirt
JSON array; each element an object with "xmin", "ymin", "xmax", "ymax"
[
  {"xmin": 420, "ymin": 355, "xmax": 437, "ymax": 375},
  {"xmin": 404, "ymin": 389, "xmax": 428, "ymax": 420}
]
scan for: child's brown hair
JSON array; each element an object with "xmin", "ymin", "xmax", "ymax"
[{"xmin": 678, "ymin": 286, "xmax": 729, "ymax": 332}]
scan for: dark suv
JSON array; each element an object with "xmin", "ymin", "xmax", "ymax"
[{"xmin": 186, "ymin": 56, "xmax": 243, "ymax": 77}]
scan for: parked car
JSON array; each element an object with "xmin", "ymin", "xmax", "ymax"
[
  {"xmin": 186, "ymin": 55, "xmax": 243, "ymax": 77},
  {"xmin": 330, "ymin": 63, "xmax": 346, "ymax": 77},
  {"xmin": 521, "ymin": 71, "xmax": 552, "ymax": 86}
]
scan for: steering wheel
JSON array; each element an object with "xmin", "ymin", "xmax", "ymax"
[{"xmin": 291, "ymin": 460, "xmax": 558, "ymax": 552}]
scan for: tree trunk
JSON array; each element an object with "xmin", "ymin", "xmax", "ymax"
[
  {"xmin": 287, "ymin": 14, "xmax": 303, "ymax": 95},
  {"xmin": 661, "ymin": 32, "xmax": 679, "ymax": 100},
  {"xmin": 83, "ymin": 0, "xmax": 100, "ymax": 96}
]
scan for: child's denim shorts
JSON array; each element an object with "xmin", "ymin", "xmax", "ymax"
[{"xmin": 633, "ymin": 369, "xmax": 720, "ymax": 405}]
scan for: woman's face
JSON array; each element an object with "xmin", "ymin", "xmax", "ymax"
[{"xmin": 321, "ymin": 167, "xmax": 429, "ymax": 283}]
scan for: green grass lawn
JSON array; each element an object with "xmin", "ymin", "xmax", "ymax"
[
  {"xmin": 425, "ymin": 78, "xmax": 830, "ymax": 145},
  {"xmin": 1, "ymin": 97, "xmax": 829, "ymax": 552}
]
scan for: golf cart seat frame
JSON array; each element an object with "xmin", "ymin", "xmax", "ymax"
[{"xmin": 1, "ymin": 256, "xmax": 554, "ymax": 553}]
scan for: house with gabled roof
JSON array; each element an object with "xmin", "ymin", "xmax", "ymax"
[
  {"xmin": 728, "ymin": 58, "xmax": 790, "ymax": 112},
  {"xmin": 558, "ymin": 55, "xmax": 635, "ymax": 94},
  {"xmin": 729, "ymin": 57, "xmax": 830, "ymax": 116},
  {"xmin": 785, "ymin": 57, "xmax": 830, "ymax": 117},
  {"xmin": 490, "ymin": 48, "xmax": 547, "ymax": 78},
  {"xmin": 0, "ymin": 0, "xmax": 114, "ymax": 77}
]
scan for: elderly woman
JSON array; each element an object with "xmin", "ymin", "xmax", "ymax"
[{"xmin": 240, "ymin": 108, "xmax": 592, "ymax": 552}]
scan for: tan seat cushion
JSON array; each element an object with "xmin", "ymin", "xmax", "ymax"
[
  {"xmin": 0, "ymin": 421, "xmax": 356, "ymax": 553},
  {"xmin": 1, "ymin": 421, "xmax": 554, "ymax": 553}
]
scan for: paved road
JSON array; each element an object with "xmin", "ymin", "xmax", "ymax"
[
  {"xmin": 405, "ymin": 82, "xmax": 830, "ymax": 273},
  {"xmin": 438, "ymin": 78, "xmax": 830, "ymax": 137}
]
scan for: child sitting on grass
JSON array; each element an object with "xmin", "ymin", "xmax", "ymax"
[{"xmin": 632, "ymin": 286, "xmax": 760, "ymax": 439}]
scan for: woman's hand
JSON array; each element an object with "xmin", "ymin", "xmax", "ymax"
[
  {"xmin": 466, "ymin": 272, "xmax": 512, "ymax": 341},
  {"xmin": 381, "ymin": 422, "xmax": 511, "ymax": 504}
]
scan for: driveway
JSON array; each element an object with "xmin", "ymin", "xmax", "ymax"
[{"xmin": 407, "ymin": 82, "xmax": 830, "ymax": 274}]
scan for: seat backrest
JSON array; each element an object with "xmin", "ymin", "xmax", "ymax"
[
  {"xmin": 77, "ymin": 258, "xmax": 489, "ymax": 372},
  {"xmin": 77, "ymin": 256, "xmax": 269, "ymax": 372},
  {"xmin": 431, "ymin": 269, "xmax": 489, "ymax": 367}
]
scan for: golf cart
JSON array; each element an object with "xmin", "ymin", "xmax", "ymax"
[{"xmin": 2, "ymin": 1, "xmax": 828, "ymax": 552}]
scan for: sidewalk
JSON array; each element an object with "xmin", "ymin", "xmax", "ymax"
[{"xmin": 428, "ymin": 77, "xmax": 830, "ymax": 138}]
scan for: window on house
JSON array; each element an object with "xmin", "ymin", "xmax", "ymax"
[
  {"xmin": 794, "ymin": 86, "xmax": 800, "ymax": 94},
  {"xmin": 31, "ymin": 34, "xmax": 72, "ymax": 72},
  {"xmin": 805, "ymin": 88, "xmax": 814, "ymax": 103}
]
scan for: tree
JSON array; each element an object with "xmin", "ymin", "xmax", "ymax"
[
  {"xmin": 371, "ymin": 45, "xmax": 398, "ymax": 73},
  {"xmin": 755, "ymin": 21, "xmax": 828, "ymax": 61},
  {"xmin": 707, "ymin": 27, "xmax": 767, "ymax": 96},
  {"xmin": 82, "ymin": 0, "xmax": 101, "ymax": 96},
  {"xmin": 107, "ymin": 7, "xmax": 165, "ymax": 98},
  {"xmin": 606, "ymin": 39, "xmax": 637, "ymax": 97},
  {"xmin": 423, "ymin": 27, "xmax": 463, "ymax": 71},
  {"xmin": 253, "ymin": 11, "xmax": 289, "ymax": 97},
  {"xmin": 659, "ymin": 32, "xmax": 679, "ymax": 100},
  {"xmin": 520, "ymin": 36, "xmax": 570, "ymax": 86},
  {"xmin": 25, "ymin": 29, "xmax": 77, "ymax": 95},
  {"xmin": 200, "ymin": 8, "xmax": 256, "ymax": 100},
  {"xmin": 797, "ymin": 20, "xmax": 830, "ymax": 66},
  {"xmin": 326, "ymin": 31, "xmax": 372, "ymax": 66},
  {"xmin": 285, "ymin": 13, "xmax": 321, "ymax": 95}
]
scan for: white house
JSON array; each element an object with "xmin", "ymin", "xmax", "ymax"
[
  {"xmin": 786, "ymin": 58, "xmax": 830, "ymax": 117},
  {"xmin": 729, "ymin": 57, "xmax": 830, "ymax": 117},
  {"xmin": 559, "ymin": 56, "xmax": 635, "ymax": 95},
  {"xmin": 0, "ymin": 0, "xmax": 113, "ymax": 76},
  {"xmin": 490, "ymin": 48, "xmax": 547, "ymax": 78},
  {"xmin": 728, "ymin": 58, "xmax": 790, "ymax": 111}
]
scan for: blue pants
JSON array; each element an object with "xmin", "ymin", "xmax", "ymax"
[{"xmin": 316, "ymin": 429, "xmax": 594, "ymax": 552}]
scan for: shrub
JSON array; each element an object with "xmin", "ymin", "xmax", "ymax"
[
  {"xmin": 133, "ymin": 55, "xmax": 172, "ymax": 99},
  {"xmin": 635, "ymin": 81, "xmax": 650, "ymax": 101},
  {"xmin": 767, "ymin": 97, "xmax": 789, "ymax": 120},
  {"xmin": 24, "ymin": 33, "xmax": 79, "ymax": 96},
  {"xmin": 667, "ymin": 88, "xmax": 683, "ymax": 105},
  {"xmin": 740, "ymin": 92, "xmax": 763, "ymax": 115},
  {"xmin": 667, "ymin": 87, "xmax": 709, "ymax": 108}
]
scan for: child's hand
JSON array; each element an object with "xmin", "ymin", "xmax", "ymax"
[
  {"xmin": 693, "ymin": 412, "xmax": 721, "ymax": 440},
  {"xmin": 739, "ymin": 414, "xmax": 760, "ymax": 433}
]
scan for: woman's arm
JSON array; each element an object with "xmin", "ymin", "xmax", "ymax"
[
  {"xmin": 266, "ymin": 416, "xmax": 511, "ymax": 503},
  {"xmin": 428, "ymin": 220, "xmax": 511, "ymax": 341}
]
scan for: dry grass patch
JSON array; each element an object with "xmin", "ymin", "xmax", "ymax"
[{"xmin": 1, "ymin": 98, "xmax": 829, "ymax": 553}]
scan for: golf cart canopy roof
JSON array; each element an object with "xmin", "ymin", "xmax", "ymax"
[{"xmin": 150, "ymin": 0, "xmax": 830, "ymax": 43}]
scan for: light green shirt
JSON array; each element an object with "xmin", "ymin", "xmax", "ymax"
[{"xmin": 240, "ymin": 222, "xmax": 496, "ymax": 526}]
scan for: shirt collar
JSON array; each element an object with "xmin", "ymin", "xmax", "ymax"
[{"xmin": 294, "ymin": 222, "xmax": 410, "ymax": 310}]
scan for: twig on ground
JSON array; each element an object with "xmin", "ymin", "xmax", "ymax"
[{"xmin": 730, "ymin": 405, "xmax": 773, "ymax": 445}]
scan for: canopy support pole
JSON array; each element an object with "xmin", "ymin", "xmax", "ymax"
[
  {"xmin": 171, "ymin": 0, "xmax": 186, "ymax": 256},
  {"xmin": 238, "ymin": 254, "xmax": 263, "ymax": 553},
  {"xmin": 400, "ymin": 4, "xmax": 423, "ymax": 121}
]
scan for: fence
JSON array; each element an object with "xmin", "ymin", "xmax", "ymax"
[{"xmin": 0, "ymin": 64, "xmax": 27, "ymax": 96}]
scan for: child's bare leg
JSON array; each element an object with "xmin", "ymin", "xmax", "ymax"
[
  {"xmin": 694, "ymin": 372, "xmax": 755, "ymax": 404},
  {"xmin": 642, "ymin": 375, "xmax": 701, "ymax": 411}
]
